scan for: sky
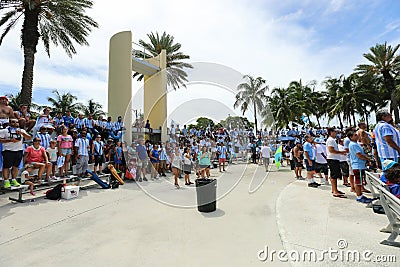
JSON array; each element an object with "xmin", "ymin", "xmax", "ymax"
[{"xmin": 0, "ymin": 0, "xmax": 400, "ymax": 126}]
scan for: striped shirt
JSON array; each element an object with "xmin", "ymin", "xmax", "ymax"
[
  {"xmin": 217, "ymin": 145, "xmax": 227, "ymax": 159},
  {"xmin": 374, "ymin": 121, "xmax": 400, "ymax": 160},
  {"xmin": 114, "ymin": 121, "xmax": 124, "ymax": 131},
  {"xmin": 105, "ymin": 121, "xmax": 114, "ymax": 131},
  {"xmin": 74, "ymin": 117, "xmax": 84, "ymax": 129},
  {"xmin": 83, "ymin": 118, "xmax": 94, "ymax": 129},
  {"xmin": 159, "ymin": 148, "xmax": 167, "ymax": 160},
  {"xmin": 36, "ymin": 133, "xmax": 51, "ymax": 150},
  {"xmin": 93, "ymin": 140, "xmax": 104, "ymax": 156},
  {"xmin": 96, "ymin": 120, "xmax": 105, "ymax": 128},
  {"xmin": 75, "ymin": 137, "xmax": 90, "ymax": 156},
  {"xmin": 54, "ymin": 117, "xmax": 64, "ymax": 126}
]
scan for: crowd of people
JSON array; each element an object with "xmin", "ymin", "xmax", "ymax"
[
  {"xmin": 1, "ymin": 93, "xmax": 400, "ymax": 202},
  {"xmin": 0, "ymin": 95, "xmax": 126, "ymax": 194},
  {"xmin": 275, "ymin": 108, "xmax": 400, "ymax": 203}
]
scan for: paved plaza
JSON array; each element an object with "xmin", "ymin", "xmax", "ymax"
[{"xmin": 0, "ymin": 163, "xmax": 398, "ymax": 267}]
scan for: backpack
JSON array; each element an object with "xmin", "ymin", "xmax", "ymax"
[{"xmin": 45, "ymin": 184, "xmax": 63, "ymax": 200}]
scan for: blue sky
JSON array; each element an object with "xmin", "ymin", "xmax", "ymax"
[{"xmin": 0, "ymin": 0, "xmax": 399, "ymax": 124}]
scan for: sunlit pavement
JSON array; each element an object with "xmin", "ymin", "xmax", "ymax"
[{"xmin": 0, "ymin": 163, "xmax": 397, "ymax": 266}]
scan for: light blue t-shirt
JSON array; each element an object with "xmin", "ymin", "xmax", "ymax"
[
  {"xmin": 349, "ymin": 141, "xmax": 366, "ymax": 170},
  {"xmin": 343, "ymin": 137, "xmax": 351, "ymax": 161},
  {"xmin": 303, "ymin": 142, "xmax": 315, "ymax": 160}
]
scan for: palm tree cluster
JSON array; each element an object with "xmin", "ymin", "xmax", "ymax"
[
  {"xmin": 7, "ymin": 90, "xmax": 105, "ymax": 119},
  {"xmin": 235, "ymin": 42, "xmax": 400, "ymax": 131},
  {"xmin": 0, "ymin": 0, "xmax": 98, "ymax": 106}
]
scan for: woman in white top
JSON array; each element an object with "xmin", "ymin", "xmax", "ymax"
[
  {"xmin": 183, "ymin": 147, "xmax": 193, "ymax": 186},
  {"xmin": 170, "ymin": 148, "xmax": 182, "ymax": 188}
]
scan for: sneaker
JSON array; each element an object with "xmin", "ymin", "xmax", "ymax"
[
  {"xmin": 308, "ymin": 183, "xmax": 319, "ymax": 188},
  {"xmin": 138, "ymin": 178, "xmax": 143, "ymax": 182},
  {"xmin": 51, "ymin": 175, "xmax": 56, "ymax": 179},
  {"xmin": 3, "ymin": 180, "xmax": 11, "ymax": 189},
  {"xmin": 297, "ymin": 176, "xmax": 305, "ymax": 180},
  {"xmin": 356, "ymin": 196, "xmax": 373, "ymax": 204},
  {"xmin": 30, "ymin": 191, "xmax": 36, "ymax": 196},
  {"xmin": 143, "ymin": 177, "xmax": 148, "ymax": 181},
  {"xmin": 11, "ymin": 179, "xmax": 20, "ymax": 187},
  {"xmin": 312, "ymin": 182, "xmax": 321, "ymax": 186}
]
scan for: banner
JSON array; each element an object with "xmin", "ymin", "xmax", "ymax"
[{"xmin": 274, "ymin": 145, "xmax": 282, "ymax": 170}]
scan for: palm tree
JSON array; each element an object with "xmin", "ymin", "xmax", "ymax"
[
  {"xmin": 46, "ymin": 90, "xmax": 83, "ymax": 116},
  {"xmin": 0, "ymin": 0, "xmax": 98, "ymax": 105},
  {"xmin": 6, "ymin": 91, "xmax": 39, "ymax": 116},
  {"xmin": 81, "ymin": 99, "xmax": 105, "ymax": 118},
  {"xmin": 234, "ymin": 75, "xmax": 269, "ymax": 134},
  {"xmin": 266, "ymin": 86, "xmax": 296, "ymax": 129},
  {"xmin": 324, "ymin": 76, "xmax": 345, "ymax": 129},
  {"xmin": 355, "ymin": 42, "xmax": 400, "ymax": 123},
  {"xmin": 134, "ymin": 31, "xmax": 193, "ymax": 90}
]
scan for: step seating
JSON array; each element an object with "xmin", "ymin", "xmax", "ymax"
[{"xmin": 1, "ymin": 162, "xmax": 111, "ymax": 203}]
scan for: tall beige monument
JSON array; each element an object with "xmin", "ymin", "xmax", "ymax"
[{"xmin": 108, "ymin": 31, "xmax": 167, "ymax": 143}]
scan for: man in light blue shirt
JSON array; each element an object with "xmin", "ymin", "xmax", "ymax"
[{"xmin": 373, "ymin": 109, "xmax": 400, "ymax": 163}]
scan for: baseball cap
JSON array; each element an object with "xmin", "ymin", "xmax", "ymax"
[
  {"xmin": 0, "ymin": 96, "xmax": 8, "ymax": 101},
  {"xmin": 382, "ymin": 160, "xmax": 398, "ymax": 171}
]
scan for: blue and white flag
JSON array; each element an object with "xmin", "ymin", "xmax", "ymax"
[{"xmin": 301, "ymin": 115, "xmax": 310, "ymax": 124}]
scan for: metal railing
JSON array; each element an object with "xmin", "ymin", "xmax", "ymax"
[{"xmin": 132, "ymin": 42, "xmax": 160, "ymax": 67}]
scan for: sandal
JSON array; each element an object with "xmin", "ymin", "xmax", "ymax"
[
  {"xmin": 174, "ymin": 183, "xmax": 180, "ymax": 189},
  {"xmin": 333, "ymin": 194, "xmax": 347, "ymax": 198},
  {"xmin": 332, "ymin": 191, "xmax": 345, "ymax": 194},
  {"xmin": 343, "ymin": 183, "xmax": 351, "ymax": 187}
]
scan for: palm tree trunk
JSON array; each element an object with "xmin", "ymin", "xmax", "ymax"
[
  {"xmin": 383, "ymin": 72, "xmax": 400, "ymax": 123},
  {"xmin": 365, "ymin": 112, "xmax": 370, "ymax": 131},
  {"xmin": 338, "ymin": 114, "xmax": 343, "ymax": 129},
  {"xmin": 253, "ymin": 101, "xmax": 258, "ymax": 134},
  {"xmin": 20, "ymin": 7, "xmax": 40, "ymax": 106},
  {"xmin": 352, "ymin": 112, "xmax": 356, "ymax": 127}
]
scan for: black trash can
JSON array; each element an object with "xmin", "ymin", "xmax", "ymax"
[{"xmin": 195, "ymin": 178, "xmax": 217, "ymax": 212}]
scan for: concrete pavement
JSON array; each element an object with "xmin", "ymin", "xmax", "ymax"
[{"xmin": 0, "ymin": 163, "xmax": 398, "ymax": 266}]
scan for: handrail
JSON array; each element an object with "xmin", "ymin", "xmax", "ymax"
[{"xmin": 132, "ymin": 42, "xmax": 160, "ymax": 67}]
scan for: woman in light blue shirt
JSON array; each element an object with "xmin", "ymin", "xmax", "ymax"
[{"xmin": 198, "ymin": 146, "xmax": 211, "ymax": 178}]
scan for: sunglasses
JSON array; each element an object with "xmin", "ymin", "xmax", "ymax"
[{"xmin": 34, "ymin": 140, "xmax": 41, "ymax": 142}]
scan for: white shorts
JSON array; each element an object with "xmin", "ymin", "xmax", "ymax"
[
  {"xmin": 347, "ymin": 160, "xmax": 354, "ymax": 175},
  {"xmin": 0, "ymin": 118, "xmax": 9, "ymax": 126}
]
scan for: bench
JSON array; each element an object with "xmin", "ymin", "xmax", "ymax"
[
  {"xmin": 365, "ymin": 171, "xmax": 388, "ymax": 199},
  {"xmin": 6, "ymin": 185, "xmax": 30, "ymax": 203},
  {"xmin": 376, "ymin": 184, "xmax": 400, "ymax": 247}
]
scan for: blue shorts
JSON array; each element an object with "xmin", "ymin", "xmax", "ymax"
[
  {"xmin": 305, "ymin": 159, "xmax": 315, "ymax": 172},
  {"xmin": 61, "ymin": 148, "xmax": 72, "ymax": 155}
]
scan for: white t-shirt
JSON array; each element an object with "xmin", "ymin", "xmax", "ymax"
[
  {"xmin": 337, "ymin": 144, "xmax": 347, "ymax": 162},
  {"xmin": 315, "ymin": 144, "xmax": 327, "ymax": 164},
  {"xmin": 46, "ymin": 147, "xmax": 58, "ymax": 162},
  {"xmin": 21, "ymin": 170, "xmax": 29, "ymax": 183},
  {"xmin": 326, "ymin": 137, "xmax": 341, "ymax": 160},
  {"xmin": 260, "ymin": 146, "xmax": 271, "ymax": 158},
  {"xmin": 0, "ymin": 127, "xmax": 28, "ymax": 151}
]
